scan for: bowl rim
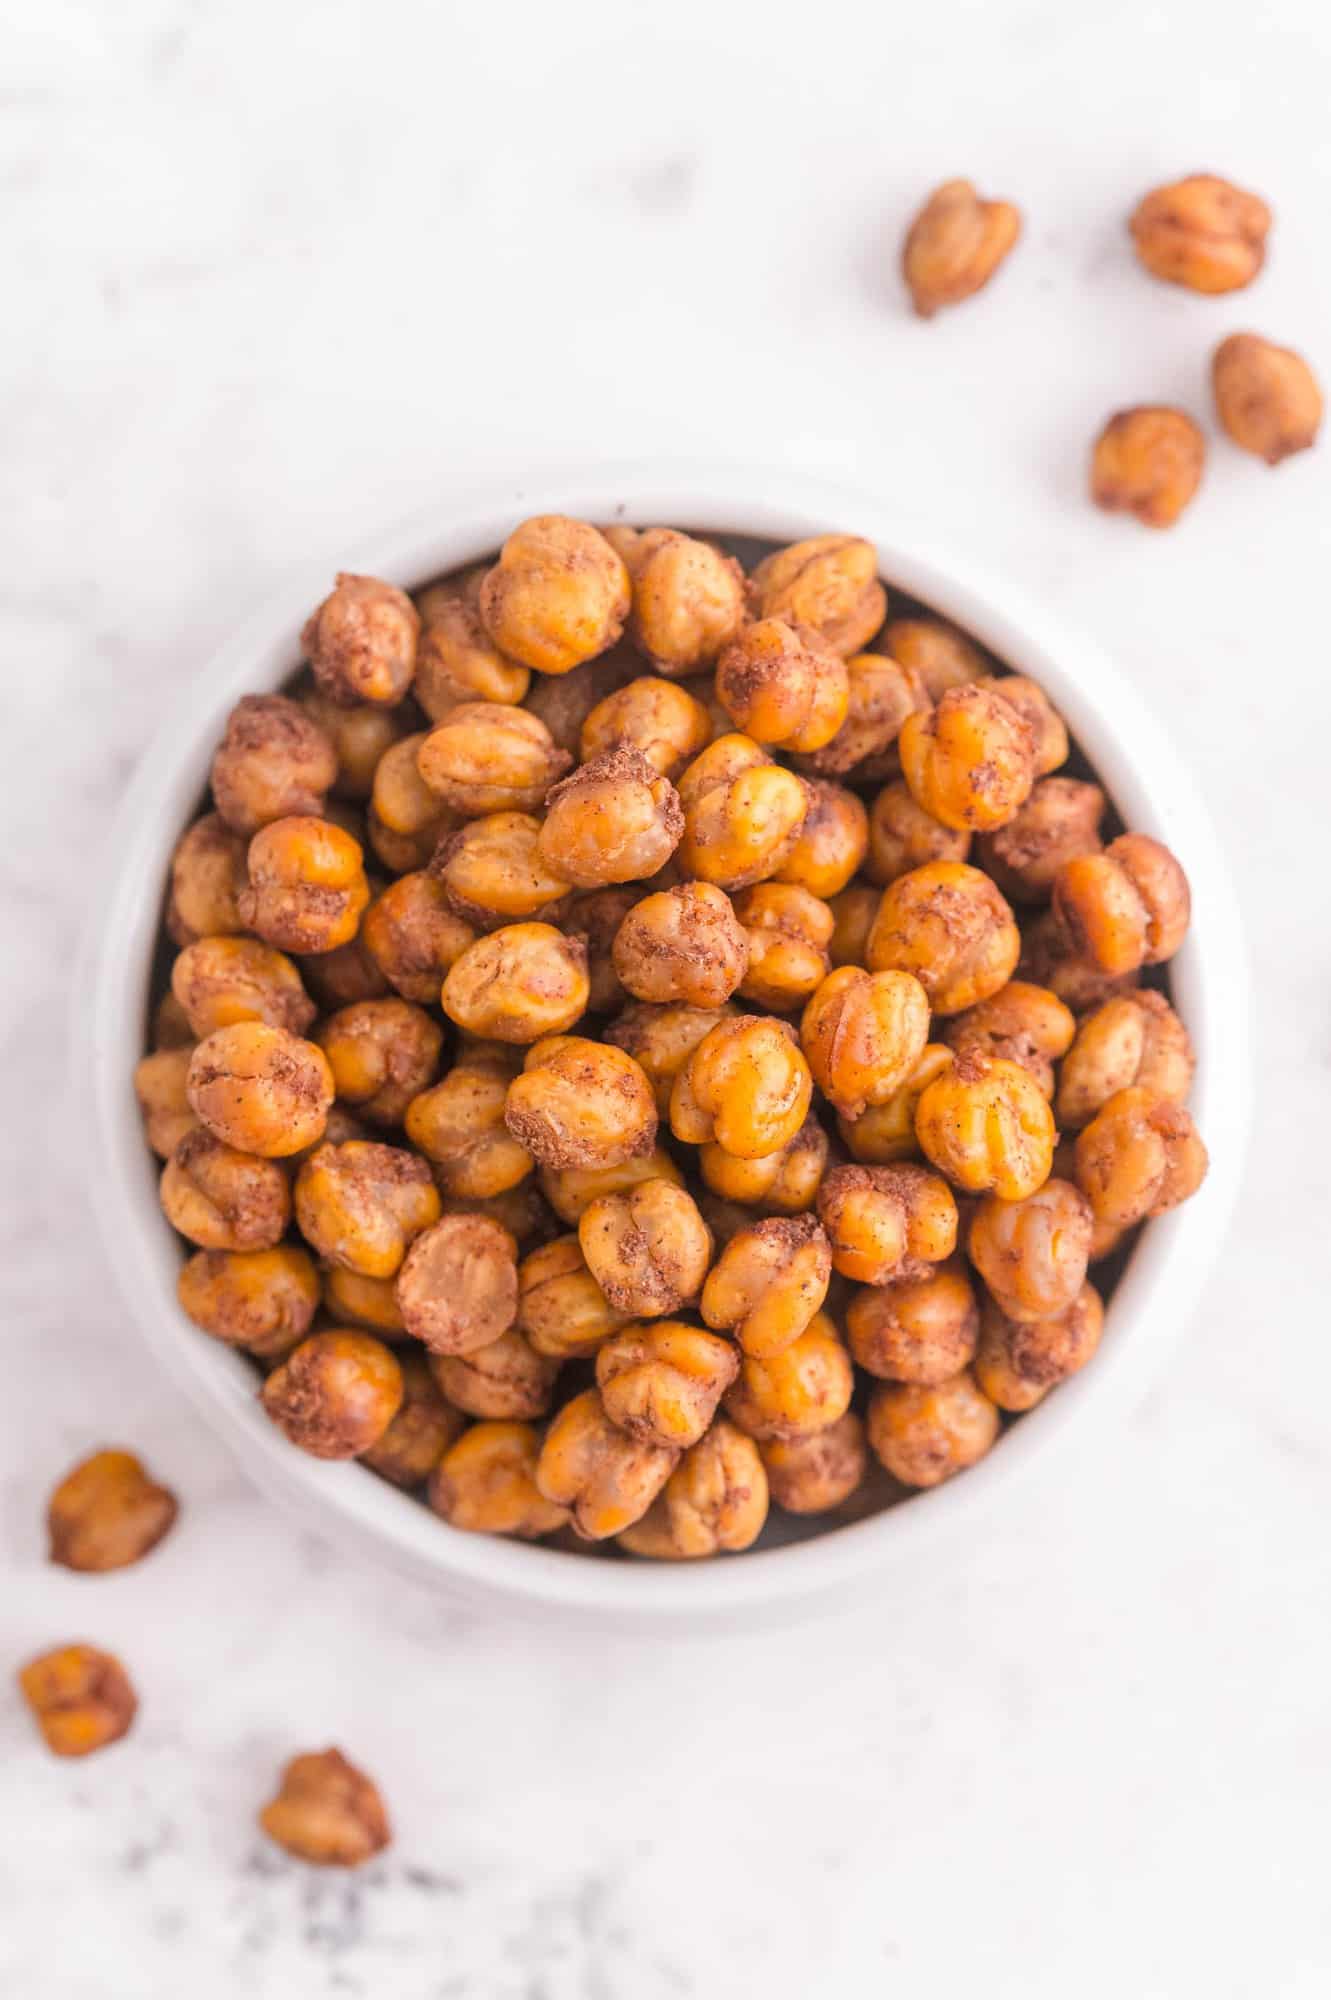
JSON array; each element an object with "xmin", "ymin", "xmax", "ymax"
[{"xmin": 83, "ymin": 462, "xmax": 1250, "ymax": 1618}]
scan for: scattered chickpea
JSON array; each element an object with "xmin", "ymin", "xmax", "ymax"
[
  {"xmin": 882, "ymin": 616, "xmax": 988, "ymax": 701},
  {"xmin": 902, "ymin": 178, "xmax": 1021, "ymax": 318},
  {"xmin": 1053, "ymin": 831, "xmax": 1190, "ymax": 975},
  {"xmin": 799, "ymin": 649, "xmax": 927, "ymax": 778},
  {"xmin": 700, "ymin": 1212, "xmax": 832, "ymax": 1357},
  {"xmin": 47, "ymin": 1449, "xmax": 178, "ymax": 1574},
  {"xmin": 1090, "ymin": 408, "xmax": 1205, "ymax": 529},
  {"xmin": 676, "ymin": 732, "xmax": 810, "ymax": 890},
  {"xmin": 699, "ymin": 1112, "xmax": 828, "ymax": 1213},
  {"xmin": 432, "ymin": 1325, "xmax": 559, "ymax": 1421},
  {"xmin": 612, "ymin": 879, "xmax": 747, "ymax": 1008},
  {"xmin": 762, "ymin": 1411, "xmax": 867, "ymax": 1515},
  {"xmin": 867, "ymin": 860, "xmax": 1020, "ymax": 1015},
  {"xmin": 847, "ymin": 1259, "xmax": 980, "ymax": 1383},
  {"xmin": 1074, "ymin": 1086, "xmax": 1208, "ymax": 1229},
  {"xmin": 239, "ymin": 814, "xmax": 370, "ymax": 955},
  {"xmin": 414, "ymin": 590, "xmax": 529, "ymax": 720},
  {"xmin": 323, "ymin": 1266, "xmax": 407, "ymax": 1338},
  {"xmin": 540, "ymin": 1144, "xmax": 684, "ymax": 1226},
  {"xmin": 724, "ymin": 1311, "xmax": 854, "ymax": 1442},
  {"xmin": 974, "ymin": 1284, "xmax": 1105, "ymax": 1413},
  {"xmin": 581, "ymin": 674, "xmax": 713, "ymax": 779},
  {"xmin": 211, "ymin": 694, "xmax": 337, "ymax": 836},
  {"xmin": 596, "ymin": 1321, "xmax": 739, "ymax": 1449},
  {"xmin": 317, "ymin": 997, "xmax": 443, "ymax": 1124},
  {"xmin": 899, "ymin": 682, "xmax": 1036, "ymax": 833},
  {"xmin": 915, "ymin": 1049, "xmax": 1056, "ymax": 1200},
  {"xmin": 369, "ymin": 732, "xmax": 456, "ymax": 858},
  {"xmin": 866, "ymin": 779, "xmax": 970, "ymax": 887},
  {"xmin": 670, "ymin": 1014, "xmax": 812, "ymax": 1160},
  {"xmin": 1212, "ymin": 333, "xmax": 1322, "ymax": 466},
  {"xmin": 178, "ymin": 1245, "xmax": 321, "ymax": 1356},
  {"xmin": 1129, "ymin": 172, "xmax": 1270, "ymax": 294},
  {"xmin": 297, "ymin": 681, "xmax": 412, "ymax": 799},
  {"xmin": 800, "ymin": 964, "xmax": 931, "ymax": 1119},
  {"xmin": 18, "ymin": 1644, "xmax": 137, "ymax": 1759},
  {"xmin": 1057, "ymin": 990, "xmax": 1193, "ymax": 1131},
  {"xmin": 171, "ymin": 934, "xmax": 315, "ymax": 1039},
  {"xmin": 622, "ymin": 528, "xmax": 748, "ymax": 674},
  {"xmin": 968, "ymin": 1175, "xmax": 1092, "ymax": 1324},
  {"xmin": 837, "ymin": 1042, "xmax": 953, "ymax": 1164},
  {"xmin": 134, "ymin": 1046, "xmax": 198, "ymax": 1158},
  {"xmin": 430, "ymin": 1420, "xmax": 570, "ymax": 1537},
  {"xmin": 405, "ymin": 1055, "xmax": 533, "ymax": 1199},
  {"xmin": 867, "ymin": 1370, "xmax": 1000, "ymax": 1486},
  {"xmin": 167, "ymin": 813, "xmax": 248, "ymax": 944},
  {"xmin": 943, "ymin": 980, "xmax": 1075, "ymax": 1099},
  {"xmin": 430, "ymin": 813, "xmax": 570, "ymax": 932},
  {"xmin": 187, "ymin": 1022, "xmax": 334, "ymax": 1157},
  {"xmin": 539, "ymin": 745, "xmax": 683, "ymax": 889},
  {"xmin": 516, "ymin": 1234, "xmax": 629, "ymax": 1357},
  {"xmin": 294, "ymin": 1140, "xmax": 441, "ymax": 1277},
  {"xmin": 977, "ymin": 776, "xmax": 1105, "ymax": 903},
  {"xmin": 358, "ymin": 871, "xmax": 476, "ymax": 1000},
  {"xmin": 259, "ymin": 1747, "xmax": 392, "ymax": 1867},
  {"xmin": 394, "ymin": 1212, "xmax": 519, "ymax": 1355},
  {"xmin": 479, "ymin": 515, "xmax": 631, "ymax": 675},
  {"xmin": 535, "ymin": 1386, "xmax": 679, "ymax": 1539},
  {"xmin": 302, "ymin": 572, "xmax": 419, "ymax": 707},
  {"xmin": 748, "ymin": 535, "xmax": 886, "ymax": 656},
  {"xmin": 619, "ymin": 1420, "xmax": 768, "ymax": 1558},
  {"xmin": 159, "ymin": 1127, "xmax": 291, "ymax": 1251}
]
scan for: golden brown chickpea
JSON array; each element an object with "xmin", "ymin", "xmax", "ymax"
[
  {"xmin": 299, "ymin": 933, "xmax": 391, "ymax": 1011},
  {"xmin": 539, "ymin": 1145, "xmax": 683, "ymax": 1226},
  {"xmin": 676, "ymin": 733, "xmax": 810, "ymax": 891},
  {"xmin": 595, "ymin": 1321, "xmax": 738, "ymax": 1449},
  {"xmin": 943, "ymin": 980, "xmax": 1075, "ymax": 1099},
  {"xmin": 618, "ymin": 527, "xmax": 748, "ymax": 673},
  {"xmin": 166, "ymin": 813, "xmax": 248, "ymax": 945},
  {"xmin": 603, "ymin": 1001, "xmax": 738, "ymax": 1115},
  {"xmin": 580, "ymin": 674, "xmax": 713, "ymax": 780},
  {"xmin": 178, "ymin": 1244, "xmax": 321, "ymax": 1356},
  {"xmin": 968, "ymin": 1175, "xmax": 1092, "ymax": 1324},
  {"xmin": 417, "ymin": 702, "xmax": 571, "ymax": 818},
  {"xmin": 715, "ymin": 619, "xmax": 849, "ymax": 754},
  {"xmin": 405, "ymin": 1056, "xmax": 532, "ymax": 1200},
  {"xmin": 1017, "ymin": 908, "xmax": 1141, "ymax": 1012},
  {"xmin": 171, "ymin": 935, "xmax": 315, "ymax": 1040},
  {"xmin": 318, "ymin": 997, "xmax": 444, "ymax": 1124},
  {"xmin": 535, "ymin": 1386, "xmax": 679, "ymax": 1538},
  {"xmin": 1212, "ymin": 332, "xmax": 1322, "ymax": 465},
  {"xmin": 867, "ymin": 1370, "xmax": 999, "ymax": 1486},
  {"xmin": 973, "ymin": 1284, "xmax": 1104, "ymax": 1412},
  {"xmin": 188, "ymin": 1022, "xmax": 334, "ymax": 1157},
  {"xmin": 211, "ymin": 693, "xmax": 338, "ymax": 836},
  {"xmin": 773, "ymin": 780, "xmax": 868, "ymax": 900},
  {"xmin": 563, "ymin": 886, "xmax": 639, "ymax": 1013},
  {"xmin": 430, "ymin": 813, "xmax": 570, "ymax": 932},
  {"xmin": 867, "ymin": 860, "xmax": 1020, "ymax": 1015},
  {"xmin": 294, "ymin": 1140, "xmax": 441, "ymax": 1278},
  {"xmin": 302, "ymin": 572, "xmax": 419, "ymax": 707},
  {"xmin": 976, "ymin": 776, "xmax": 1105, "ymax": 904},
  {"xmin": 153, "ymin": 988, "xmax": 194, "ymax": 1049},
  {"xmin": 670, "ymin": 1014, "xmax": 813, "ymax": 1160},
  {"xmin": 1057, "ymin": 989, "xmax": 1194, "ymax": 1131},
  {"xmin": 431, "ymin": 1325, "xmax": 559, "ymax": 1421},
  {"xmin": 261, "ymin": 1330, "xmax": 403, "ymax": 1459},
  {"xmin": 18, "ymin": 1644, "xmax": 137, "ymax": 1759},
  {"xmin": 761, "ymin": 1411, "xmax": 867, "ymax": 1515},
  {"xmin": 1090, "ymin": 407, "xmax": 1205, "ymax": 529},
  {"xmin": 610, "ymin": 880, "xmax": 746, "ymax": 1008},
  {"xmin": 516, "ymin": 1233, "xmax": 629, "ymax": 1357},
  {"xmin": 369, "ymin": 732, "xmax": 456, "ymax": 858},
  {"xmin": 522, "ymin": 648, "xmax": 636, "ymax": 754},
  {"xmin": 505, "ymin": 1034, "xmax": 657, "ymax": 1171},
  {"xmin": 414, "ymin": 593, "xmax": 529, "ymax": 720},
  {"xmin": 449, "ymin": 1182, "xmax": 557, "ymax": 1246},
  {"xmin": 1129, "ymin": 173, "xmax": 1270, "ymax": 294},
  {"xmin": 699, "ymin": 1112, "xmax": 828, "ymax": 1213},
  {"xmin": 296, "ymin": 680, "xmax": 412, "ymax": 800},
  {"xmin": 578, "ymin": 1179, "xmax": 713, "ymax": 1317},
  {"xmin": 749, "ymin": 535, "xmax": 886, "ymax": 656},
  {"xmin": 478, "ymin": 515, "xmax": 630, "ymax": 675},
  {"xmin": 847, "ymin": 1259, "xmax": 979, "ymax": 1383},
  {"xmin": 1074, "ymin": 1086, "xmax": 1208, "ymax": 1228},
  {"xmin": 724, "ymin": 1311, "xmax": 853, "ymax": 1442},
  {"xmin": 731, "ymin": 883, "xmax": 833, "ymax": 1011},
  {"xmin": 978, "ymin": 676, "xmax": 1067, "ymax": 778},
  {"xmin": 899, "ymin": 683, "xmax": 1036, "ymax": 833},
  {"xmin": 160, "ymin": 1127, "xmax": 290, "ymax": 1250},
  {"xmin": 799, "ymin": 649, "xmax": 928, "ymax": 778},
  {"xmin": 134, "ymin": 1046, "xmax": 198, "ymax": 1158},
  {"xmin": 618, "ymin": 1419, "xmax": 768, "ymax": 1558},
  {"xmin": 800, "ymin": 965, "xmax": 930, "ymax": 1120},
  {"xmin": 358, "ymin": 871, "xmax": 477, "ymax": 1002},
  {"xmin": 915, "ymin": 1050, "xmax": 1056, "ymax": 1200},
  {"xmin": 818, "ymin": 1161, "xmax": 958, "ymax": 1286},
  {"xmin": 430, "ymin": 1420, "xmax": 570, "ymax": 1537},
  {"xmin": 538, "ymin": 745, "xmax": 683, "ymax": 888},
  {"xmin": 323, "ymin": 1266, "xmax": 406, "ymax": 1337},
  {"xmin": 837, "ymin": 1042, "xmax": 953, "ymax": 1164},
  {"xmin": 902, "ymin": 178, "xmax": 1020, "ymax": 317},
  {"xmin": 238, "ymin": 814, "xmax": 370, "ymax": 956},
  {"xmin": 827, "ymin": 884, "xmax": 880, "ymax": 969},
  {"xmin": 700, "ymin": 1213, "xmax": 831, "ymax": 1358},
  {"xmin": 866, "ymin": 779, "xmax": 970, "ymax": 887},
  {"xmin": 259, "ymin": 1747, "xmax": 391, "ymax": 1867},
  {"xmin": 394, "ymin": 1212, "xmax": 518, "ymax": 1355},
  {"xmin": 883, "ymin": 617, "xmax": 988, "ymax": 701},
  {"xmin": 47, "ymin": 1449, "xmax": 178, "ymax": 1574},
  {"xmin": 1054, "ymin": 831, "xmax": 1191, "ymax": 975}
]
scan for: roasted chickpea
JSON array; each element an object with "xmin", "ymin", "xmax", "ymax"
[
  {"xmin": 974, "ymin": 1284, "xmax": 1104, "ymax": 1412},
  {"xmin": 699, "ymin": 1112, "xmax": 828, "ymax": 1213},
  {"xmin": 414, "ymin": 592, "xmax": 529, "ymax": 719},
  {"xmin": 187, "ymin": 1022, "xmax": 334, "ymax": 1157},
  {"xmin": 302, "ymin": 572, "xmax": 419, "ymax": 707},
  {"xmin": 615, "ymin": 527, "xmax": 746, "ymax": 674},
  {"xmin": 562, "ymin": 887, "xmax": 639, "ymax": 1013},
  {"xmin": 261, "ymin": 1330, "xmax": 404, "ymax": 1459},
  {"xmin": 294, "ymin": 1140, "xmax": 441, "ymax": 1278},
  {"xmin": 237, "ymin": 814, "xmax": 370, "ymax": 955},
  {"xmin": 18, "ymin": 1644, "xmax": 137, "ymax": 1759},
  {"xmin": 700, "ymin": 1213, "xmax": 831, "ymax": 1358},
  {"xmin": 581, "ymin": 674, "xmax": 713, "ymax": 779},
  {"xmin": 369, "ymin": 732, "xmax": 456, "ymax": 857},
  {"xmin": 817, "ymin": 1162, "xmax": 957, "ymax": 1286},
  {"xmin": 762, "ymin": 1411, "xmax": 867, "ymax": 1515},
  {"xmin": 676, "ymin": 733, "xmax": 810, "ymax": 890},
  {"xmin": 968, "ymin": 1176, "xmax": 1092, "ymax": 1323},
  {"xmin": 1057, "ymin": 990, "xmax": 1194, "ymax": 1131},
  {"xmin": 866, "ymin": 779, "xmax": 970, "ymax": 886},
  {"xmin": 611, "ymin": 880, "xmax": 747, "ymax": 1008},
  {"xmin": 723, "ymin": 1311, "xmax": 853, "ymax": 1443},
  {"xmin": 178, "ymin": 1245, "xmax": 321, "ymax": 1356},
  {"xmin": 430, "ymin": 1420, "xmax": 570, "ymax": 1537},
  {"xmin": 540, "ymin": 1145, "xmax": 684, "ymax": 1226},
  {"xmin": 478, "ymin": 515, "xmax": 630, "ymax": 675},
  {"xmin": 731, "ymin": 883, "xmax": 833, "ymax": 1011},
  {"xmin": 153, "ymin": 989, "xmax": 194, "ymax": 1049},
  {"xmin": 749, "ymin": 535, "xmax": 886, "ymax": 656},
  {"xmin": 432, "ymin": 1325, "xmax": 559, "ymax": 1421},
  {"xmin": 837, "ymin": 1042, "xmax": 953, "ymax": 1164},
  {"xmin": 535, "ymin": 1386, "xmax": 679, "ymax": 1539},
  {"xmin": 323, "ymin": 1266, "xmax": 406, "ymax": 1338},
  {"xmin": 595, "ymin": 1321, "xmax": 739, "ymax": 1450},
  {"xmin": 296, "ymin": 681, "xmax": 411, "ymax": 800},
  {"xmin": 259, "ymin": 1747, "xmax": 391, "ymax": 1867},
  {"xmin": 416, "ymin": 701, "xmax": 572, "ymax": 818},
  {"xmin": 354, "ymin": 871, "xmax": 476, "ymax": 1003},
  {"xmin": 867, "ymin": 861, "xmax": 1020, "ymax": 1015},
  {"xmin": 1017, "ymin": 908, "xmax": 1140, "ymax": 1012},
  {"xmin": 159, "ymin": 1127, "xmax": 291, "ymax": 1250},
  {"xmin": 394, "ymin": 1212, "xmax": 518, "ymax": 1355},
  {"xmin": 915, "ymin": 1050, "xmax": 1056, "ymax": 1200},
  {"xmin": 943, "ymin": 980, "xmax": 1075, "ymax": 1099},
  {"xmin": 430, "ymin": 813, "xmax": 569, "ymax": 931},
  {"xmin": 505, "ymin": 1034, "xmax": 657, "ymax": 1171},
  {"xmin": 516, "ymin": 1234, "xmax": 629, "ymax": 1357},
  {"xmin": 579, "ymin": 1179, "xmax": 713, "ymax": 1317},
  {"xmin": 539, "ymin": 745, "xmax": 683, "ymax": 888},
  {"xmin": 902, "ymin": 178, "xmax": 1021, "ymax": 317},
  {"xmin": 670, "ymin": 1014, "xmax": 812, "ymax": 1160},
  {"xmin": 715, "ymin": 619, "xmax": 849, "ymax": 754},
  {"xmin": 847, "ymin": 1259, "xmax": 979, "ymax": 1383},
  {"xmin": 405, "ymin": 1057, "xmax": 532, "ymax": 1199},
  {"xmin": 318, "ymin": 997, "xmax": 443, "ymax": 1124},
  {"xmin": 977, "ymin": 676, "xmax": 1067, "ymax": 778},
  {"xmin": 1090, "ymin": 407, "xmax": 1205, "ymax": 529},
  {"xmin": 883, "ymin": 616, "xmax": 988, "ymax": 701},
  {"xmin": 449, "ymin": 1182, "xmax": 556, "ymax": 1246},
  {"xmin": 1212, "ymin": 332, "xmax": 1322, "ymax": 465},
  {"xmin": 773, "ymin": 780, "xmax": 868, "ymax": 901},
  {"xmin": 976, "ymin": 777, "xmax": 1105, "ymax": 903},
  {"xmin": 1074, "ymin": 1086, "xmax": 1208, "ymax": 1228},
  {"xmin": 800, "ymin": 965, "xmax": 930, "ymax": 1120},
  {"xmin": 134, "ymin": 1046, "xmax": 198, "ymax": 1158},
  {"xmin": 604, "ymin": 1001, "xmax": 738, "ymax": 1115},
  {"xmin": 1053, "ymin": 832, "xmax": 1191, "ymax": 975},
  {"xmin": 211, "ymin": 693, "xmax": 337, "ymax": 836},
  {"xmin": 866, "ymin": 1370, "xmax": 999, "ymax": 1486},
  {"xmin": 47, "ymin": 1449, "xmax": 178, "ymax": 1574},
  {"xmin": 166, "ymin": 813, "xmax": 248, "ymax": 945},
  {"xmin": 171, "ymin": 935, "xmax": 315, "ymax": 1040},
  {"xmin": 522, "ymin": 649, "xmax": 636, "ymax": 755},
  {"xmin": 619, "ymin": 1419, "xmax": 768, "ymax": 1558},
  {"xmin": 1129, "ymin": 172, "xmax": 1270, "ymax": 294},
  {"xmin": 827, "ymin": 884, "xmax": 880, "ymax": 969},
  {"xmin": 299, "ymin": 933, "xmax": 391, "ymax": 1010},
  {"xmin": 899, "ymin": 682, "xmax": 1035, "ymax": 833},
  {"xmin": 440, "ymin": 923, "xmax": 589, "ymax": 1047},
  {"xmin": 361, "ymin": 1349, "xmax": 465, "ymax": 1482},
  {"xmin": 799, "ymin": 649, "xmax": 927, "ymax": 778}
]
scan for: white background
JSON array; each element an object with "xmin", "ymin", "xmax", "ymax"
[{"xmin": 3, "ymin": 2, "xmax": 1330, "ymax": 1995}]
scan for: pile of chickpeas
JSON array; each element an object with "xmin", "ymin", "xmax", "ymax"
[{"xmin": 132, "ymin": 514, "xmax": 1208, "ymax": 1564}]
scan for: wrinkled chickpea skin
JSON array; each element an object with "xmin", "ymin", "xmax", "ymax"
[
  {"xmin": 867, "ymin": 1371, "xmax": 1000, "ymax": 1487},
  {"xmin": 135, "ymin": 1046, "xmax": 198, "ymax": 1158},
  {"xmin": 579, "ymin": 1179, "xmax": 713, "ymax": 1317},
  {"xmin": 733, "ymin": 883, "xmax": 832, "ymax": 1011},
  {"xmin": 762, "ymin": 1411, "xmax": 867, "ymax": 1515},
  {"xmin": 430, "ymin": 1421, "xmax": 570, "ymax": 1537},
  {"xmin": 581, "ymin": 674, "xmax": 714, "ymax": 778},
  {"xmin": 1074, "ymin": 1086, "xmax": 1208, "ymax": 1229},
  {"xmin": 800, "ymin": 650, "xmax": 927, "ymax": 778},
  {"xmin": 238, "ymin": 815, "xmax": 370, "ymax": 956},
  {"xmin": 883, "ymin": 617, "xmax": 988, "ymax": 701},
  {"xmin": 430, "ymin": 813, "xmax": 569, "ymax": 933},
  {"xmin": 188, "ymin": 1022, "xmax": 334, "ymax": 1158},
  {"xmin": 211, "ymin": 694, "xmax": 337, "ymax": 836},
  {"xmin": 1091, "ymin": 408, "xmax": 1205, "ymax": 529},
  {"xmin": 172, "ymin": 935, "xmax": 315, "ymax": 1040},
  {"xmin": 443, "ymin": 922, "xmax": 589, "ymax": 1044},
  {"xmin": 700, "ymin": 1213, "xmax": 832, "ymax": 1357},
  {"xmin": 818, "ymin": 1161, "xmax": 958, "ymax": 1286},
  {"xmin": 414, "ymin": 591, "xmax": 529, "ymax": 720},
  {"xmin": 19, "ymin": 1645, "xmax": 137, "ymax": 1758},
  {"xmin": 868, "ymin": 860, "xmax": 1020, "ymax": 1015},
  {"xmin": 179, "ymin": 1245, "xmax": 320, "ymax": 1355},
  {"xmin": 974, "ymin": 1285, "xmax": 1104, "ymax": 1413},
  {"xmin": 160, "ymin": 1127, "xmax": 291, "ymax": 1251},
  {"xmin": 1129, "ymin": 173, "xmax": 1270, "ymax": 294},
  {"xmin": 303, "ymin": 572, "xmax": 419, "ymax": 707},
  {"xmin": 716, "ymin": 619, "xmax": 849, "ymax": 754},
  {"xmin": 294, "ymin": 1141, "xmax": 441, "ymax": 1277},
  {"xmin": 535, "ymin": 1387, "xmax": 679, "ymax": 1539},
  {"xmin": 479, "ymin": 515, "xmax": 630, "ymax": 675},
  {"xmin": 1053, "ymin": 832, "xmax": 1190, "ymax": 975},
  {"xmin": 612, "ymin": 880, "xmax": 747, "ymax": 1009},
  {"xmin": 976, "ymin": 777, "xmax": 1105, "ymax": 904},
  {"xmin": 360, "ymin": 872, "xmax": 477, "ymax": 999},
  {"xmin": 867, "ymin": 780, "xmax": 970, "ymax": 887},
  {"xmin": 619, "ymin": 529, "xmax": 748, "ymax": 675},
  {"xmin": 1057, "ymin": 989, "xmax": 1194, "ymax": 1131},
  {"xmin": 699, "ymin": 1112, "xmax": 828, "ymax": 1213},
  {"xmin": 432, "ymin": 1325, "xmax": 558, "ymax": 1421},
  {"xmin": 517, "ymin": 1234, "xmax": 628, "ymax": 1357},
  {"xmin": 540, "ymin": 745, "xmax": 683, "ymax": 889},
  {"xmin": 899, "ymin": 683, "xmax": 1035, "ymax": 833},
  {"xmin": 596, "ymin": 1321, "xmax": 739, "ymax": 1449},
  {"xmin": 506, "ymin": 1034, "xmax": 657, "ymax": 1171},
  {"xmin": 943, "ymin": 980, "xmax": 1075, "ymax": 1099},
  {"xmin": 604, "ymin": 1000, "xmax": 738, "ymax": 1114},
  {"xmin": 417, "ymin": 702, "xmax": 571, "ymax": 817},
  {"xmin": 968, "ymin": 1176, "xmax": 1092, "ymax": 1323},
  {"xmin": 915, "ymin": 1050, "xmax": 1056, "ymax": 1200},
  {"xmin": 902, "ymin": 179, "xmax": 1021, "ymax": 318},
  {"xmin": 540, "ymin": 1144, "xmax": 683, "ymax": 1226},
  {"xmin": 619, "ymin": 1420, "xmax": 768, "ymax": 1558},
  {"xmin": 676, "ymin": 733, "xmax": 810, "ymax": 890},
  {"xmin": 748, "ymin": 536, "xmax": 886, "ymax": 657},
  {"xmin": 395, "ymin": 1212, "xmax": 519, "ymax": 1355},
  {"xmin": 838, "ymin": 1041, "xmax": 953, "ymax": 1164},
  {"xmin": 47, "ymin": 1449, "xmax": 178, "ymax": 1573},
  {"xmin": 847, "ymin": 1260, "xmax": 979, "ymax": 1384},
  {"xmin": 167, "ymin": 813, "xmax": 248, "ymax": 944},
  {"xmin": 261, "ymin": 1330, "xmax": 404, "ymax": 1460},
  {"xmin": 776, "ymin": 780, "xmax": 868, "ymax": 899},
  {"xmin": 260, "ymin": 1747, "xmax": 392, "ymax": 1867},
  {"xmin": 318, "ymin": 998, "xmax": 443, "ymax": 1124},
  {"xmin": 360, "ymin": 1352, "xmax": 465, "ymax": 1486},
  {"xmin": 405, "ymin": 1057, "xmax": 533, "ymax": 1199},
  {"xmin": 724, "ymin": 1312, "xmax": 854, "ymax": 1443},
  {"xmin": 670, "ymin": 1014, "xmax": 813, "ymax": 1161},
  {"xmin": 1212, "ymin": 333, "xmax": 1322, "ymax": 466},
  {"xmin": 800, "ymin": 964, "xmax": 930, "ymax": 1119}
]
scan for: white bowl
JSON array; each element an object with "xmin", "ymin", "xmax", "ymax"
[{"xmin": 84, "ymin": 466, "xmax": 1250, "ymax": 1622}]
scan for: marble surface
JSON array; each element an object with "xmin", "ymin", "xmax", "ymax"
[{"xmin": 4, "ymin": 2, "xmax": 1331, "ymax": 1994}]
